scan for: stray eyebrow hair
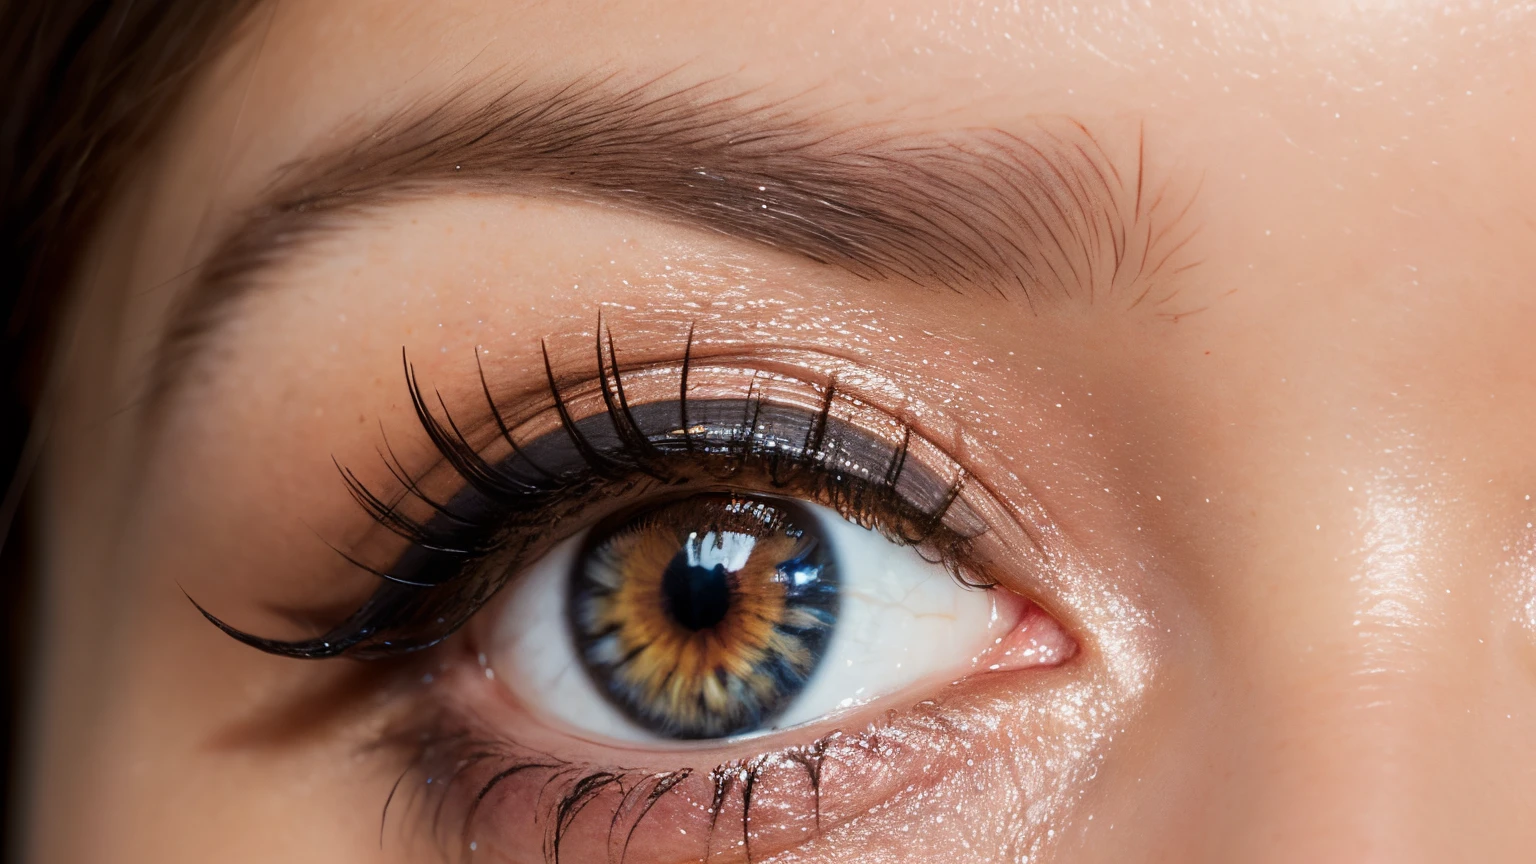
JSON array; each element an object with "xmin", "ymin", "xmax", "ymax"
[{"xmin": 152, "ymin": 71, "xmax": 1199, "ymax": 403}]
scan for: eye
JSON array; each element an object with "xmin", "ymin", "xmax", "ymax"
[
  {"xmin": 486, "ymin": 491, "xmax": 1024, "ymax": 744},
  {"xmin": 194, "ymin": 333, "xmax": 1085, "ymax": 861}
]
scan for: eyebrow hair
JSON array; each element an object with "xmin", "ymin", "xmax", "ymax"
[{"xmin": 151, "ymin": 72, "xmax": 1198, "ymax": 404}]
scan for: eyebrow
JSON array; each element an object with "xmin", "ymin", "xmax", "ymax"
[{"xmin": 151, "ymin": 72, "xmax": 1197, "ymax": 404}]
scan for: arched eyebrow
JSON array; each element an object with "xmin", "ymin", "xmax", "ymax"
[{"xmin": 150, "ymin": 73, "xmax": 1196, "ymax": 404}]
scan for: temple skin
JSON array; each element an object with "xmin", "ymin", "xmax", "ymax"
[{"xmin": 23, "ymin": 0, "xmax": 1536, "ymax": 862}]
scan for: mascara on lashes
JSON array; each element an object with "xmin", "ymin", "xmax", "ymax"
[{"xmin": 196, "ymin": 335, "xmax": 987, "ymax": 661}]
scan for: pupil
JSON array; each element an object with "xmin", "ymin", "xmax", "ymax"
[{"xmin": 660, "ymin": 551, "xmax": 734, "ymax": 631}]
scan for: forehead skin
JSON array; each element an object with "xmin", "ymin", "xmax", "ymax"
[{"xmin": 29, "ymin": 1, "xmax": 1536, "ymax": 863}]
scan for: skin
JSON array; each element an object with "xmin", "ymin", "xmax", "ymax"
[{"xmin": 23, "ymin": 0, "xmax": 1536, "ymax": 861}]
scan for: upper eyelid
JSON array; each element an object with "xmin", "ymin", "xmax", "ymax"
[
  {"xmin": 144, "ymin": 69, "xmax": 1197, "ymax": 415},
  {"xmin": 415, "ymin": 340, "xmax": 1014, "ymax": 532},
  {"xmin": 200, "ymin": 334, "xmax": 1045, "ymax": 660},
  {"xmin": 394, "ymin": 340, "xmax": 985, "ymax": 544},
  {"xmin": 434, "ymin": 359, "xmax": 978, "ymax": 523},
  {"xmin": 403, "ymin": 333, "xmax": 1064, "ymax": 569}
]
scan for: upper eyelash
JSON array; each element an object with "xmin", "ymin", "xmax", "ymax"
[{"xmin": 195, "ymin": 319, "xmax": 990, "ymax": 661}]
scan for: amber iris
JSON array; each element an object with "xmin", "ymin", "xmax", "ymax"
[{"xmin": 567, "ymin": 494, "xmax": 840, "ymax": 739}]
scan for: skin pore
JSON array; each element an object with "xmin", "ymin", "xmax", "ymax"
[{"xmin": 24, "ymin": 0, "xmax": 1536, "ymax": 862}]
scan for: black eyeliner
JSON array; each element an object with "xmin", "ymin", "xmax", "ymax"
[{"xmin": 197, "ymin": 324, "xmax": 985, "ymax": 660}]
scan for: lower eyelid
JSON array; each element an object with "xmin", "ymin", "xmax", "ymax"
[
  {"xmin": 387, "ymin": 651, "xmax": 1081, "ymax": 864},
  {"xmin": 390, "ymin": 585, "xmax": 1080, "ymax": 856}
]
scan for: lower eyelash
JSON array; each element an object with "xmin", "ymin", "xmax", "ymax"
[{"xmin": 382, "ymin": 702, "xmax": 877, "ymax": 864}]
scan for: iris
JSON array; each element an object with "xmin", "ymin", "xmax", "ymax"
[{"xmin": 567, "ymin": 494, "xmax": 840, "ymax": 739}]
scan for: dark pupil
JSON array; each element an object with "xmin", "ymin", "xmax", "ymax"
[{"xmin": 661, "ymin": 552, "xmax": 734, "ymax": 631}]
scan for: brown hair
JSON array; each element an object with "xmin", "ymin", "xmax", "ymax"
[{"xmin": 0, "ymin": 0, "xmax": 256, "ymax": 853}]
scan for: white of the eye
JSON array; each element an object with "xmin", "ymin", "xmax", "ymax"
[
  {"xmin": 765, "ymin": 508, "xmax": 1002, "ymax": 730},
  {"xmin": 488, "ymin": 502, "xmax": 1009, "ymax": 745},
  {"xmin": 489, "ymin": 532, "xmax": 658, "ymax": 741}
]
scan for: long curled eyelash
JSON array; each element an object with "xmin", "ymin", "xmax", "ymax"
[{"xmin": 196, "ymin": 319, "xmax": 989, "ymax": 660}]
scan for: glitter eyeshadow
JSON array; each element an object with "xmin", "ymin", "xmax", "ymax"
[{"xmin": 567, "ymin": 493, "xmax": 840, "ymax": 739}]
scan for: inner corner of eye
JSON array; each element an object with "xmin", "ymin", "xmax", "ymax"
[{"xmin": 475, "ymin": 491, "xmax": 1069, "ymax": 748}]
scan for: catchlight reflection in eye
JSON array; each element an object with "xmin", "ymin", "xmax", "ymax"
[{"xmin": 489, "ymin": 494, "xmax": 1029, "ymax": 744}]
